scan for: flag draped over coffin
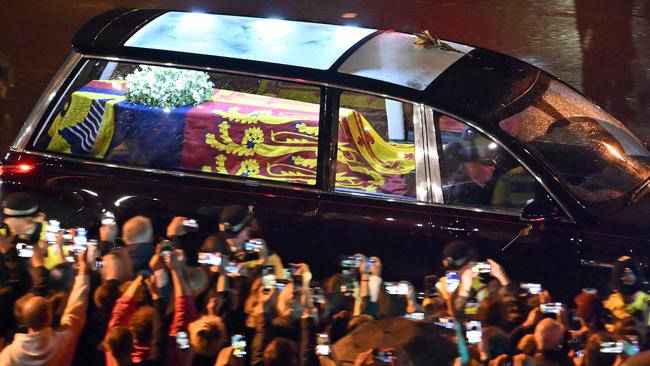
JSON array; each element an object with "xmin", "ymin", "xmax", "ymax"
[{"xmin": 46, "ymin": 80, "xmax": 415, "ymax": 196}]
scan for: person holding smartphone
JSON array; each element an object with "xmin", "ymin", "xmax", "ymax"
[{"xmin": 428, "ymin": 241, "xmax": 513, "ymax": 317}]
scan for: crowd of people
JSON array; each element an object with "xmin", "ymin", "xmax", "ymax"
[{"xmin": 1, "ymin": 191, "xmax": 650, "ymax": 366}]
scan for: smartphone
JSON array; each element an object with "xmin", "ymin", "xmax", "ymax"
[
  {"xmin": 225, "ymin": 261, "xmax": 239, "ymax": 276},
  {"xmin": 373, "ymin": 349, "xmax": 395, "ymax": 363},
  {"xmin": 521, "ymin": 282, "xmax": 543, "ymax": 295},
  {"xmin": 540, "ymin": 302, "xmax": 563, "ymax": 314},
  {"xmin": 232, "ymin": 334, "xmax": 247, "ymax": 358},
  {"xmin": 275, "ymin": 279, "xmax": 288, "ymax": 291},
  {"xmin": 624, "ymin": 335, "xmax": 640, "ymax": 356},
  {"xmin": 197, "ymin": 252, "xmax": 222, "ymax": 266},
  {"xmin": 160, "ymin": 240, "xmax": 174, "ymax": 253},
  {"xmin": 340, "ymin": 255, "xmax": 364, "ymax": 268},
  {"xmin": 312, "ymin": 285, "xmax": 325, "ymax": 304},
  {"xmin": 244, "ymin": 239, "xmax": 263, "ymax": 252},
  {"xmin": 63, "ymin": 228, "xmax": 74, "ymax": 243},
  {"xmin": 182, "ymin": 218, "xmax": 198, "ymax": 231},
  {"xmin": 404, "ymin": 312, "xmax": 425, "ymax": 321},
  {"xmin": 315, "ymin": 333, "xmax": 331, "ymax": 356},
  {"xmin": 385, "ymin": 281, "xmax": 409, "ymax": 296},
  {"xmin": 74, "ymin": 228, "xmax": 88, "ymax": 245},
  {"xmin": 466, "ymin": 321, "xmax": 482, "ymax": 344},
  {"xmin": 45, "ymin": 220, "xmax": 60, "ymax": 244},
  {"xmin": 464, "ymin": 302, "xmax": 480, "ymax": 316},
  {"xmin": 446, "ymin": 271, "xmax": 460, "ymax": 293},
  {"xmin": 16, "ymin": 243, "xmax": 33, "ymax": 258},
  {"xmin": 424, "ymin": 275, "xmax": 438, "ymax": 298},
  {"xmin": 600, "ymin": 341, "xmax": 623, "ymax": 354},
  {"xmin": 471, "ymin": 262, "xmax": 491, "ymax": 274},
  {"xmin": 95, "ymin": 256, "xmax": 103, "ymax": 269},
  {"xmin": 101, "ymin": 211, "xmax": 115, "ymax": 226},
  {"xmin": 433, "ymin": 317, "xmax": 455, "ymax": 330},
  {"xmin": 262, "ymin": 266, "xmax": 276, "ymax": 291},
  {"xmin": 176, "ymin": 331, "xmax": 190, "ymax": 350}
]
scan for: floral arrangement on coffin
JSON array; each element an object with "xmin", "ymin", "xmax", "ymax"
[
  {"xmin": 125, "ymin": 66, "xmax": 214, "ymax": 108},
  {"xmin": 414, "ymin": 30, "xmax": 469, "ymax": 56}
]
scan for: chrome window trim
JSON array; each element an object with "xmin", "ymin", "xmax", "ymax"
[
  {"xmin": 423, "ymin": 106, "xmax": 444, "ymax": 204},
  {"xmin": 413, "ymin": 104, "xmax": 429, "ymax": 202},
  {"xmin": 12, "ymin": 52, "xmax": 84, "ymax": 151},
  {"xmin": 426, "ymin": 109, "xmax": 576, "ymax": 223}
]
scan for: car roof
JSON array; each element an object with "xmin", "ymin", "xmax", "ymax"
[{"xmin": 72, "ymin": 9, "xmax": 541, "ymax": 122}]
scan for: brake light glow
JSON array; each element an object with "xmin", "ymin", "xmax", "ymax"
[{"xmin": 0, "ymin": 163, "xmax": 36, "ymax": 175}]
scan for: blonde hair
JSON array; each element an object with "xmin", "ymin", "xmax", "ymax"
[
  {"xmin": 122, "ymin": 216, "xmax": 153, "ymax": 245},
  {"xmin": 188, "ymin": 315, "xmax": 226, "ymax": 356}
]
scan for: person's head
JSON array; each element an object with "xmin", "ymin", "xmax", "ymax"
[
  {"xmin": 14, "ymin": 293, "xmax": 35, "ymax": 328},
  {"xmin": 218, "ymin": 205, "xmax": 254, "ymax": 249},
  {"xmin": 323, "ymin": 274, "xmax": 353, "ymax": 319},
  {"xmin": 478, "ymin": 296, "xmax": 509, "ymax": 330},
  {"xmin": 122, "ymin": 216, "xmax": 153, "ymax": 245},
  {"xmin": 188, "ymin": 315, "xmax": 226, "ymax": 356},
  {"xmin": 441, "ymin": 240, "xmax": 475, "ymax": 271},
  {"xmin": 186, "ymin": 266, "xmax": 209, "ymax": 297},
  {"xmin": 22, "ymin": 296, "xmax": 52, "ymax": 331},
  {"xmin": 48, "ymin": 264, "xmax": 75, "ymax": 292},
  {"xmin": 456, "ymin": 128, "xmax": 498, "ymax": 184},
  {"xmin": 574, "ymin": 293, "xmax": 607, "ymax": 328},
  {"xmin": 481, "ymin": 326, "xmax": 510, "ymax": 360},
  {"xmin": 2, "ymin": 192, "xmax": 40, "ymax": 235},
  {"xmin": 582, "ymin": 332, "xmax": 617, "ymax": 366},
  {"xmin": 130, "ymin": 306, "xmax": 154, "ymax": 345},
  {"xmin": 263, "ymin": 338, "xmax": 297, "ymax": 366},
  {"xmin": 103, "ymin": 326, "xmax": 134, "ymax": 365},
  {"xmin": 611, "ymin": 256, "xmax": 644, "ymax": 297},
  {"xmin": 94, "ymin": 279, "xmax": 122, "ymax": 310},
  {"xmin": 534, "ymin": 318, "xmax": 565, "ymax": 352}
]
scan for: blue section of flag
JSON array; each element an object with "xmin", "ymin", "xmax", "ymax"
[
  {"xmin": 78, "ymin": 86, "xmax": 126, "ymax": 96},
  {"xmin": 59, "ymin": 98, "xmax": 108, "ymax": 155},
  {"xmin": 106, "ymin": 102, "xmax": 192, "ymax": 169}
]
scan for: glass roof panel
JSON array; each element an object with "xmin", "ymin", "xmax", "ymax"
[
  {"xmin": 125, "ymin": 12, "xmax": 376, "ymax": 70},
  {"xmin": 338, "ymin": 32, "xmax": 475, "ymax": 90}
]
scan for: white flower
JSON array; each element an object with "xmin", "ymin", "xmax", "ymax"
[{"xmin": 125, "ymin": 66, "xmax": 214, "ymax": 108}]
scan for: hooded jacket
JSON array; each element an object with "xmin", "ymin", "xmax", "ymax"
[{"xmin": 0, "ymin": 273, "xmax": 89, "ymax": 366}]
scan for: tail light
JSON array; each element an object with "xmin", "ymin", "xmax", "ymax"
[{"xmin": 0, "ymin": 163, "xmax": 36, "ymax": 175}]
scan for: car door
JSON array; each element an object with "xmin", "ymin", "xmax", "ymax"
[
  {"xmin": 428, "ymin": 112, "xmax": 582, "ymax": 299},
  {"xmin": 317, "ymin": 90, "xmax": 433, "ymax": 284}
]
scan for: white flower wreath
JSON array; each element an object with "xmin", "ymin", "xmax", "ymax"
[{"xmin": 125, "ymin": 66, "xmax": 214, "ymax": 108}]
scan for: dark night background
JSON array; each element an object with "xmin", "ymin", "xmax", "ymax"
[{"xmin": 1, "ymin": 0, "xmax": 649, "ymax": 151}]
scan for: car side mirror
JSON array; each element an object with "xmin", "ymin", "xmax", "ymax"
[{"xmin": 520, "ymin": 194, "xmax": 561, "ymax": 222}]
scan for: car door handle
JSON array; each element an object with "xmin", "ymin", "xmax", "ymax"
[{"xmin": 439, "ymin": 220, "xmax": 478, "ymax": 232}]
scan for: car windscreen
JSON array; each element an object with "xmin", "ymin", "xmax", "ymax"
[{"xmin": 498, "ymin": 77, "xmax": 650, "ymax": 212}]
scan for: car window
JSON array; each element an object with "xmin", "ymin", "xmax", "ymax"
[
  {"xmin": 437, "ymin": 114, "xmax": 537, "ymax": 211},
  {"xmin": 34, "ymin": 60, "xmax": 323, "ymax": 186},
  {"xmin": 334, "ymin": 91, "xmax": 417, "ymax": 199},
  {"xmin": 499, "ymin": 79, "xmax": 650, "ymax": 211}
]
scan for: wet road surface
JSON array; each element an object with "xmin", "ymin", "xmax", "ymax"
[{"xmin": 1, "ymin": 0, "xmax": 649, "ymax": 150}]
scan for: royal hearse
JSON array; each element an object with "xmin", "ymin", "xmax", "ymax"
[{"xmin": 2, "ymin": 9, "xmax": 650, "ymax": 296}]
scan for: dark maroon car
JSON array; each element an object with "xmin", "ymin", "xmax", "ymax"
[{"xmin": 2, "ymin": 9, "xmax": 650, "ymax": 297}]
